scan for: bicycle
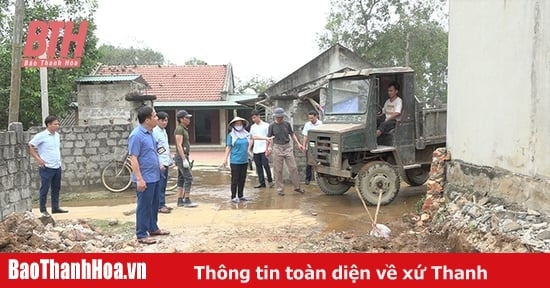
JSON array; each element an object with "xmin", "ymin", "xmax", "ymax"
[{"xmin": 101, "ymin": 153, "xmax": 179, "ymax": 193}]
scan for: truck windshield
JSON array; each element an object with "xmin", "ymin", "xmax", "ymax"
[{"xmin": 326, "ymin": 78, "xmax": 370, "ymax": 115}]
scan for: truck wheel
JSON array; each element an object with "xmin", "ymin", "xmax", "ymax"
[
  {"xmin": 403, "ymin": 167, "xmax": 430, "ymax": 186},
  {"xmin": 316, "ymin": 173, "xmax": 351, "ymax": 195},
  {"xmin": 355, "ymin": 161, "xmax": 400, "ymax": 205}
]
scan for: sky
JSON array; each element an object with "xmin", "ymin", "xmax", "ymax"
[{"xmin": 94, "ymin": 0, "xmax": 332, "ymax": 82}]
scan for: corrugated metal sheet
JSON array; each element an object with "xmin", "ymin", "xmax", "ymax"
[
  {"xmin": 327, "ymin": 67, "xmax": 414, "ymax": 80},
  {"xmin": 76, "ymin": 74, "xmax": 142, "ymax": 82},
  {"xmin": 154, "ymin": 101, "xmax": 245, "ymax": 108},
  {"xmin": 226, "ymin": 94, "xmax": 257, "ymax": 102},
  {"xmin": 59, "ymin": 109, "xmax": 78, "ymax": 126}
]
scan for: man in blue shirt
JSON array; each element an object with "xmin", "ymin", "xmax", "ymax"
[{"xmin": 128, "ymin": 106, "xmax": 170, "ymax": 245}]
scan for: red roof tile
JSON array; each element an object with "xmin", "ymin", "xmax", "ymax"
[{"xmin": 95, "ymin": 65, "xmax": 228, "ymax": 102}]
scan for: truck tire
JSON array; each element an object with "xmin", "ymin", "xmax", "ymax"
[
  {"xmin": 403, "ymin": 167, "xmax": 430, "ymax": 186},
  {"xmin": 355, "ymin": 161, "xmax": 400, "ymax": 205},
  {"xmin": 316, "ymin": 173, "xmax": 352, "ymax": 195}
]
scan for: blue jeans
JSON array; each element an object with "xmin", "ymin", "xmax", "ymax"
[
  {"xmin": 158, "ymin": 165, "xmax": 169, "ymax": 209},
  {"xmin": 135, "ymin": 181, "xmax": 160, "ymax": 239},
  {"xmin": 38, "ymin": 167, "xmax": 62, "ymax": 212}
]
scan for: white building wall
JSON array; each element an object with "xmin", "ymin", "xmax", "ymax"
[
  {"xmin": 448, "ymin": 0, "xmax": 550, "ymax": 177},
  {"xmin": 447, "ymin": 0, "xmax": 550, "ymax": 213}
]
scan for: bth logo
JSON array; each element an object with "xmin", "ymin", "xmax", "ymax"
[{"xmin": 22, "ymin": 20, "xmax": 88, "ymax": 68}]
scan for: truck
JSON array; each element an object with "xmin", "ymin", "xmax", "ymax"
[{"xmin": 307, "ymin": 67, "xmax": 447, "ymax": 205}]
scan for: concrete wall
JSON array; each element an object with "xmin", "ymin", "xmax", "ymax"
[
  {"xmin": 26, "ymin": 124, "xmax": 133, "ymax": 194},
  {"xmin": 1, "ymin": 122, "xmax": 133, "ymax": 220},
  {"xmin": 264, "ymin": 44, "xmax": 372, "ymax": 98},
  {"xmin": 0, "ymin": 123, "xmax": 33, "ymax": 220},
  {"xmin": 447, "ymin": 0, "xmax": 550, "ymax": 212},
  {"xmin": 77, "ymin": 82, "xmax": 144, "ymax": 126}
]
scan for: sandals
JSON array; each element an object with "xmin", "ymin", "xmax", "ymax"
[
  {"xmin": 149, "ymin": 229, "xmax": 170, "ymax": 236},
  {"xmin": 158, "ymin": 206, "xmax": 171, "ymax": 214},
  {"xmin": 137, "ymin": 237, "xmax": 157, "ymax": 245},
  {"xmin": 294, "ymin": 188, "xmax": 305, "ymax": 194}
]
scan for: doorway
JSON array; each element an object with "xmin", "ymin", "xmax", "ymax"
[{"xmin": 192, "ymin": 110, "xmax": 220, "ymax": 144}]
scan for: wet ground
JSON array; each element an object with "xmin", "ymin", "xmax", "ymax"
[
  {"xmin": 49, "ymin": 164, "xmax": 425, "ymax": 238},
  {"xmin": 19, "ymin": 152, "xmax": 532, "ymax": 252}
]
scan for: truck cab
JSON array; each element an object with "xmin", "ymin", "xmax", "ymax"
[{"xmin": 307, "ymin": 67, "xmax": 446, "ymax": 205}]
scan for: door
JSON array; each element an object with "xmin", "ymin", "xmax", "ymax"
[{"xmin": 192, "ymin": 110, "xmax": 220, "ymax": 144}]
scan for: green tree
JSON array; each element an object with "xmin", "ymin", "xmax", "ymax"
[
  {"xmin": 184, "ymin": 57, "xmax": 207, "ymax": 65},
  {"xmin": 235, "ymin": 75, "xmax": 276, "ymax": 94},
  {"xmin": 0, "ymin": 0, "xmax": 100, "ymax": 129},
  {"xmin": 98, "ymin": 45, "xmax": 164, "ymax": 65},
  {"xmin": 318, "ymin": 0, "xmax": 448, "ymax": 102}
]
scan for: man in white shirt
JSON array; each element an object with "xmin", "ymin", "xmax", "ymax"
[
  {"xmin": 376, "ymin": 81, "xmax": 402, "ymax": 137},
  {"xmin": 249, "ymin": 110, "xmax": 274, "ymax": 188},
  {"xmin": 153, "ymin": 111, "xmax": 173, "ymax": 213},
  {"xmin": 301, "ymin": 110, "xmax": 322, "ymax": 185},
  {"xmin": 28, "ymin": 115, "xmax": 68, "ymax": 217}
]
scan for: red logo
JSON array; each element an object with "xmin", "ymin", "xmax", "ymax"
[{"xmin": 22, "ymin": 20, "xmax": 88, "ymax": 68}]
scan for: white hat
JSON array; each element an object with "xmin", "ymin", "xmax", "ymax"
[{"xmin": 228, "ymin": 116, "xmax": 249, "ymax": 128}]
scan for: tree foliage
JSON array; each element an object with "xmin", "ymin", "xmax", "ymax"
[
  {"xmin": 317, "ymin": 0, "xmax": 448, "ymax": 102},
  {"xmin": 235, "ymin": 75, "xmax": 276, "ymax": 94},
  {"xmin": 0, "ymin": 0, "xmax": 100, "ymax": 129},
  {"xmin": 184, "ymin": 57, "xmax": 207, "ymax": 65},
  {"xmin": 97, "ymin": 44, "xmax": 164, "ymax": 65}
]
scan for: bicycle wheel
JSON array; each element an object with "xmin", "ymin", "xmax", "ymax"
[
  {"xmin": 102, "ymin": 161, "xmax": 132, "ymax": 193},
  {"xmin": 166, "ymin": 164, "xmax": 179, "ymax": 191}
]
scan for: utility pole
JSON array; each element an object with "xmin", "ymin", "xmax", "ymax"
[
  {"xmin": 40, "ymin": 53, "xmax": 49, "ymax": 125},
  {"xmin": 8, "ymin": 0, "xmax": 25, "ymax": 126}
]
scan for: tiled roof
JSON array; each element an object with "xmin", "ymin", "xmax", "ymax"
[{"xmin": 94, "ymin": 65, "xmax": 228, "ymax": 102}]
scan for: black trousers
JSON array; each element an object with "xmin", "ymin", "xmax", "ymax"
[
  {"xmin": 253, "ymin": 152, "xmax": 273, "ymax": 185},
  {"xmin": 305, "ymin": 164, "xmax": 313, "ymax": 182},
  {"xmin": 377, "ymin": 116, "xmax": 397, "ymax": 134},
  {"xmin": 230, "ymin": 163, "xmax": 248, "ymax": 198}
]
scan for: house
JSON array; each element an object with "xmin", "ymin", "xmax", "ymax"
[{"xmin": 89, "ymin": 63, "xmax": 256, "ymax": 147}]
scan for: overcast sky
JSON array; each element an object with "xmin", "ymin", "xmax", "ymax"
[{"xmin": 95, "ymin": 0, "xmax": 332, "ymax": 81}]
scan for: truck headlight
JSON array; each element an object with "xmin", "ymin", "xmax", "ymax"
[
  {"xmin": 331, "ymin": 143, "xmax": 339, "ymax": 151},
  {"xmin": 309, "ymin": 141, "xmax": 315, "ymax": 148}
]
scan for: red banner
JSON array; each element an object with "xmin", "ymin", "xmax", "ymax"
[{"xmin": 0, "ymin": 253, "xmax": 545, "ymax": 287}]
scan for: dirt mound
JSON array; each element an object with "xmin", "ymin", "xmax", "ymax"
[{"xmin": 0, "ymin": 212, "xmax": 134, "ymax": 252}]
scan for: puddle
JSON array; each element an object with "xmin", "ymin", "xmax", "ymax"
[{"xmin": 57, "ymin": 169, "xmax": 425, "ymax": 235}]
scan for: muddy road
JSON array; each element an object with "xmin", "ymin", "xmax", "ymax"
[{"xmin": 45, "ymin": 166, "xmax": 427, "ymax": 252}]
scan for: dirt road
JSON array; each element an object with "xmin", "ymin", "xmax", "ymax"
[{"xmin": 42, "ymin": 162, "xmax": 428, "ymax": 252}]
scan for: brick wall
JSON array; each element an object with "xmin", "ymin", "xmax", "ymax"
[{"xmin": 0, "ymin": 123, "xmax": 32, "ymax": 220}]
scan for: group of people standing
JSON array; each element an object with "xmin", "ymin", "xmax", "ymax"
[
  {"xmin": 28, "ymin": 80, "xmax": 402, "ymax": 245},
  {"xmin": 223, "ymin": 107, "xmax": 322, "ymax": 200}
]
